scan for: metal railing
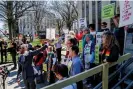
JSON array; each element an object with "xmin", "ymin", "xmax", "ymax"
[{"xmin": 41, "ymin": 53, "xmax": 132, "ymax": 89}]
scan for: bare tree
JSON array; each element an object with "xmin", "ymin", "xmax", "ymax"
[
  {"xmin": 0, "ymin": 1, "xmax": 35, "ymax": 40},
  {"xmin": 55, "ymin": 18, "xmax": 64, "ymax": 36},
  {"xmin": 32, "ymin": 1, "xmax": 48, "ymax": 31},
  {"xmin": 51, "ymin": 1, "xmax": 78, "ymax": 31}
]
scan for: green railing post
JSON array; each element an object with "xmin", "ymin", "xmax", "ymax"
[{"xmin": 102, "ymin": 63, "xmax": 109, "ymax": 89}]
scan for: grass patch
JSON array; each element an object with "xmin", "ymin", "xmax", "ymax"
[{"xmin": 31, "ymin": 38, "xmax": 40, "ymax": 46}]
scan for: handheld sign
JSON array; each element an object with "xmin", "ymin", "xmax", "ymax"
[
  {"xmin": 102, "ymin": 3, "xmax": 115, "ymax": 19},
  {"xmin": 119, "ymin": 1, "xmax": 133, "ymax": 27}
]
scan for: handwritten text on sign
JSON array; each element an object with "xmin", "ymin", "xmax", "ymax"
[
  {"xmin": 119, "ymin": 0, "xmax": 133, "ymax": 27},
  {"xmin": 102, "ymin": 3, "xmax": 115, "ymax": 19}
]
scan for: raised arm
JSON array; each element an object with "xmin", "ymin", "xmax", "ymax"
[{"xmin": 31, "ymin": 45, "xmax": 48, "ymax": 56}]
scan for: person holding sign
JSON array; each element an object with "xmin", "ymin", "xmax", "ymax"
[
  {"xmin": 113, "ymin": 14, "xmax": 125, "ymax": 55},
  {"xmin": 100, "ymin": 22, "xmax": 109, "ymax": 32},
  {"xmin": 83, "ymin": 34, "xmax": 95, "ymax": 88}
]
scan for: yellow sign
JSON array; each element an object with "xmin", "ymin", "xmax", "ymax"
[{"xmin": 95, "ymin": 45, "xmax": 100, "ymax": 64}]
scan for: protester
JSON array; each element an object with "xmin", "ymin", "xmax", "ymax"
[
  {"xmin": 84, "ymin": 34, "xmax": 95, "ymax": 69},
  {"xmin": 53, "ymin": 64, "xmax": 77, "ymax": 89},
  {"xmin": 69, "ymin": 45, "xmax": 83, "ymax": 89},
  {"xmin": 69, "ymin": 31, "xmax": 79, "ymax": 46},
  {"xmin": 55, "ymin": 34, "xmax": 62, "ymax": 63},
  {"xmin": 89, "ymin": 24, "xmax": 96, "ymax": 40},
  {"xmin": 17, "ymin": 44, "xmax": 47, "ymax": 89},
  {"xmin": 9, "ymin": 40, "xmax": 17, "ymax": 70},
  {"xmin": 81, "ymin": 27, "xmax": 90, "ymax": 67},
  {"xmin": 66, "ymin": 38, "xmax": 78, "ymax": 58},
  {"xmin": 83, "ymin": 34, "xmax": 95, "ymax": 87},
  {"xmin": 113, "ymin": 14, "xmax": 125, "ymax": 55},
  {"xmin": 82, "ymin": 27, "xmax": 90, "ymax": 51},
  {"xmin": 27, "ymin": 41, "xmax": 33, "ymax": 51},
  {"xmin": 100, "ymin": 22, "xmax": 109, "ymax": 32},
  {"xmin": 33, "ymin": 45, "xmax": 46, "ymax": 83},
  {"xmin": 100, "ymin": 31, "xmax": 120, "ymax": 88},
  {"xmin": 45, "ymin": 46, "xmax": 56, "ymax": 85},
  {"xmin": 0, "ymin": 39, "xmax": 7, "ymax": 63},
  {"xmin": 100, "ymin": 31, "xmax": 119, "ymax": 67}
]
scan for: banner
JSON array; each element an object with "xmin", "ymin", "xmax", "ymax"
[
  {"xmin": 102, "ymin": 3, "xmax": 115, "ymax": 19},
  {"xmin": 119, "ymin": 1, "xmax": 133, "ymax": 27},
  {"xmin": 79, "ymin": 18, "xmax": 87, "ymax": 29}
]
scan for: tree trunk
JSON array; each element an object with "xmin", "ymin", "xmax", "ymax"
[
  {"xmin": 67, "ymin": 22, "xmax": 72, "ymax": 31},
  {"xmin": 68, "ymin": 26, "xmax": 71, "ymax": 31},
  {"xmin": 8, "ymin": 20, "xmax": 13, "ymax": 40},
  {"xmin": 7, "ymin": 1, "xmax": 14, "ymax": 41}
]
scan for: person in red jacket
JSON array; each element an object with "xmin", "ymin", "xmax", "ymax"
[{"xmin": 33, "ymin": 45, "xmax": 47, "ymax": 83}]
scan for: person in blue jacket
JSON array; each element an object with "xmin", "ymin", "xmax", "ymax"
[
  {"xmin": 82, "ymin": 27, "xmax": 90, "ymax": 68},
  {"xmin": 83, "ymin": 34, "xmax": 95, "ymax": 88}
]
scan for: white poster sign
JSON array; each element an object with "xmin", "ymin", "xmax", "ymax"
[
  {"xmin": 46, "ymin": 28, "xmax": 55, "ymax": 40},
  {"xmin": 119, "ymin": 1, "xmax": 133, "ymax": 27},
  {"xmin": 79, "ymin": 18, "xmax": 87, "ymax": 28},
  {"xmin": 96, "ymin": 32, "xmax": 103, "ymax": 45}
]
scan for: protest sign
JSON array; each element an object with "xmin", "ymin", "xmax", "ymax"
[
  {"xmin": 96, "ymin": 32, "xmax": 103, "ymax": 45},
  {"xmin": 119, "ymin": 1, "xmax": 133, "ymax": 27},
  {"xmin": 79, "ymin": 18, "xmax": 87, "ymax": 29},
  {"xmin": 102, "ymin": 3, "xmax": 115, "ymax": 19},
  {"xmin": 95, "ymin": 45, "xmax": 100, "ymax": 64}
]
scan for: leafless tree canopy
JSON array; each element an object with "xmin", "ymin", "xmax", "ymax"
[
  {"xmin": 0, "ymin": 1, "xmax": 35, "ymax": 40},
  {"xmin": 50, "ymin": 1, "xmax": 78, "ymax": 31}
]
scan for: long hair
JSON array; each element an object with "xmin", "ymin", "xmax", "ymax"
[{"xmin": 102, "ymin": 31, "xmax": 120, "ymax": 50}]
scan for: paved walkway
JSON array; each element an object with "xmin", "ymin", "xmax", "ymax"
[
  {"xmin": 3, "ymin": 50, "xmax": 66, "ymax": 89},
  {"xmin": 5, "ymin": 65, "xmax": 46, "ymax": 89}
]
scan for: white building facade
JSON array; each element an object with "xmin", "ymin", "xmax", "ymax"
[{"xmin": 74, "ymin": 1, "xmax": 119, "ymax": 31}]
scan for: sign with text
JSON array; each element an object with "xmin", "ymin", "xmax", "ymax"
[
  {"xmin": 38, "ymin": 30, "xmax": 46, "ymax": 39},
  {"xmin": 79, "ymin": 18, "xmax": 87, "ymax": 29},
  {"xmin": 119, "ymin": 1, "xmax": 133, "ymax": 27},
  {"xmin": 96, "ymin": 32, "xmax": 103, "ymax": 45},
  {"xmin": 102, "ymin": 3, "xmax": 115, "ymax": 19},
  {"xmin": 46, "ymin": 28, "xmax": 55, "ymax": 40},
  {"xmin": 95, "ymin": 45, "xmax": 100, "ymax": 64}
]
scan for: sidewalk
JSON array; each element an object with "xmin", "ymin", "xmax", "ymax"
[
  {"xmin": 5, "ymin": 50, "xmax": 66, "ymax": 89},
  {"xmin": 6, "ymin": 65, "xmax": 46, "ymax": 89}
]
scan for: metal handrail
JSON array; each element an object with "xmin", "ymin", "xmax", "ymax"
[
  {"xmin": 93, "ymin": 57, "xmax": 133, "ymax": 89},
  {"xmin": 42, "ymin": 53, "xmax": 132, "ymax": 89}
]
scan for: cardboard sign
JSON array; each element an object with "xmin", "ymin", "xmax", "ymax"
[
  {"xmin": 102, "ymin": 3, "xmax": 115, "ymax": 19},
  {"xmin": 119, "ymin": 1, "xmax": 133, "ymax": 27}
]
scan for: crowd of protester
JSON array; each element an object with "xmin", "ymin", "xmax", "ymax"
[{"xmin": 0, "ymin": 14, "xmax": 125, "ymax": 89}]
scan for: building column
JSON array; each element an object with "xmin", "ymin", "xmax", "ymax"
[
  {"xmin": 101, "ymin": 1, "xmax": 111, "ymax": 29},
  {"xmin": 89, "ymin": 1, "xmax": 93, "ymax": 24},
  {"xmin": 95, "ymin": 1, "xmax": 98, "ymax": 31}
]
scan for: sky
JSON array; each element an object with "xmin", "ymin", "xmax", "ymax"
[{"xmin": 0, "ymin": 21, "xmax": 4, "ymax": 29}]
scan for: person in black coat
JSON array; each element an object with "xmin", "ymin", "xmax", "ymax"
[
  {"xmin": 100, "ymin": 31, "xmax": 120, "ymax": 88},
  {"xmin": 16, "ymin": 44, "xmax": 47, "ymax": 89},
  {"xmin": 0, "ymin": 39, "xmax": 7, "ymax": 63},
  {"xmin": 8, "ymin": 40, "xmax": 17, "ymax": 70}
]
